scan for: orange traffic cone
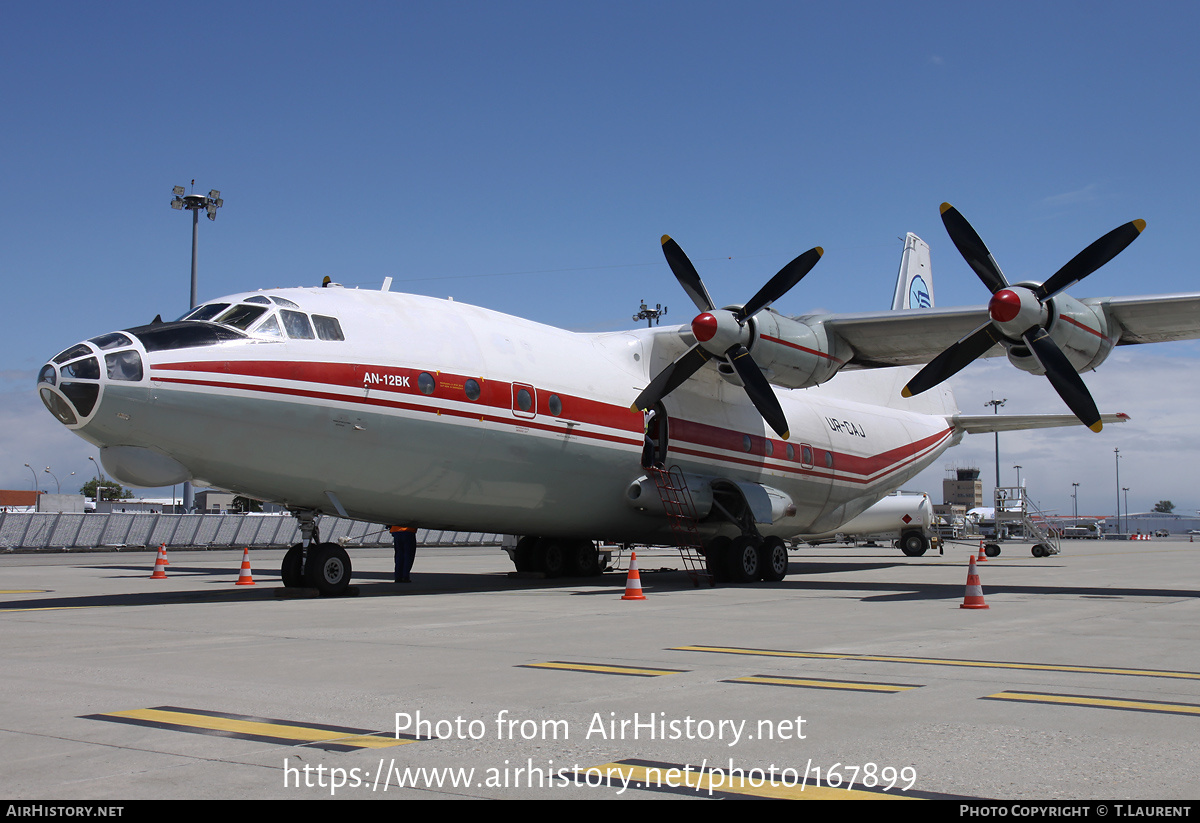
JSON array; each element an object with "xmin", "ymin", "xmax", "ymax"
[
  {"xmin": 621, "ymin": 551, "xmax": 646, "ymax": 601},
  {"xmin": 150, "ymin": 546, "xmax": 168, "ymax": 579},
  {"xmin": 235, "ymin": 547, "xmax": 255, "ymax": 586},
  {"xmin": 976, "ymin": 540, "xmax": 988, "ymax": 562},
  {"xmin": 960, "ymin": 556, "xmax": 989, "ymax": 609},
  {"xmin": 159, "ymin": 543, "xmax": 169, "ymax": 565}
]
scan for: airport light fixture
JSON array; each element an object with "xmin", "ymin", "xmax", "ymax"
[
  {"xmin": 170, "ymin": 183, "xmax": 224, "ymax": 310},
  {"xmin": 1013, "ymin": 464, "xmax": 1023, "ymax": 488},
  {"xmin": 24, "ymin": 463, "xmax": 37, "ymax": 492},
  {"xmin": 1114, "ymin": 448, "xmax": 1121, "ymax": 534},
  {"xmin": 984, "ymin": 396, "xmax": 1006, "ymax": 491},
  {"xmin": 1123, "ymin": 487, "xmax": 1130, "ymax": 533},
  {"xmin": 44, "ymin": 467, "xmax": 60, "ymax": 494},
  {"xmin": 88, "ymin": 456, "xmax": 104, "ymax": 502},
  {"xmin": 633, "ymin": 300, "xmax": 668, "ymax": 328},
  {"xmin": 171, "ymin": 182, "xmax": 223, "ymax": 514},
  {"xmin": 1072, "ymin": 482, "xmax": 1080, "ymax": 526}
]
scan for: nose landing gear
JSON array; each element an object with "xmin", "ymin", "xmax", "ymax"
[{"xmin": 282, "ymin": 510, "xmax": 354, "ymax": 596}]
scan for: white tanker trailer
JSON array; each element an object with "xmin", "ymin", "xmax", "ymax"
[{"xmin": 799, "ymin": 490, "xmax": 938, "ymax": 556}]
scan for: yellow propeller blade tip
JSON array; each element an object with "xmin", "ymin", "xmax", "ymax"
[
  {"xmin": 782, "ymin": 432, "xmax": 790, "ymax": 441},
  {"xmin": 901, "ymin": 387, "xmax": 913, "ymax": 398},
  {"xmin": 815, "ymin": 246, "xmax": 824, "ymax": 257},
  {"xmin": 1134, "ymin": 219, "xmax": 1146, "ymax": 233},
  {"xmin": 630, "ymin": 404, "xmax": 641, "ymax": 412},
  {"xmin": 661, "ymin": 235, "xmax": 672, "ymax": 245},
  {"xmin": 939, "ymin": 202, "xmax": 954, "ymax": 214},
  {"xmin": 1089, "ymin": 421, "xmax": 1104, "ymax": 433}
]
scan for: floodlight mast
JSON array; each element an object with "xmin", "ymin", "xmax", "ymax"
[
  {"xmin": 170, "ymin": 183, "xmax": 223, "ymax": 512},
  {"xmin": 170, "ymin": 184, "xmax": 224, "ymax": 310}
]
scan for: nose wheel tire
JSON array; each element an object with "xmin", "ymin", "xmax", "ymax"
[
  {"xmin": 281, "ymin": 543, "xmax": 304, "ymax": 587},
  {"xmin": 304, "ymin": 542, "xmax": 352, "ymax": 596}
]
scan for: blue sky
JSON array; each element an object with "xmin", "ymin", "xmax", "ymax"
[{"xmin": 3, "ymin": 2, "xmax": 1198, "ymax": 519}]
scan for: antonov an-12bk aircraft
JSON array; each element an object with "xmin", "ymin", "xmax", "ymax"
[{"xmin": 37, "ymin": 205, "xmax": 1200, "ymax": 594}]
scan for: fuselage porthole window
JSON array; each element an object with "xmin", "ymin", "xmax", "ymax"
[
  {"xmin": 548, "ymin": 394, "xmax": 562, "ymax": 416},
  {"xmin": 418, "ymin": 372, "xmax": 435, "ymax": 395},
  {"xmin": 464, "ymin": 378, "xmax": 481, "ymax": 401},
  {"xmin": 825, "ymin": 451, "xmax": 834, "ymax": 469},
  {"xmin": 516, "ymin": 387, "xmax": 533, "ymax": 412},
  {"xmin": 742, "ymin": 434, "xmax": 753, "ymax": 453}
]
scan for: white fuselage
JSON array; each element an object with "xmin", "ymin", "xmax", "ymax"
[{"xmin": 42, "ymin": 287, "xmax": 962, "ymax": 543}]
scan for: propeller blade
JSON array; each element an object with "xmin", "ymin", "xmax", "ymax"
[
  {"xmin": 940, "ymin": 203, "xmax": 1010, "ymax": 294},
  {"xmin": 1023, "ymin": 328, "xmax": 1103, "ymax": 432},
  {"xmin": 1034, "ymin": 219, "xmax": 1147, "ymax": 301},
  {"xmin": 727, "ymin": 344, "xmax": 789, "ymax": 439},
  {"xmin": 632, "ymin": 345, "xmax": 712, "ymax": 412},
  {"xmin": 903, "ymin": 322, "xmax": 1005, "ymax": 397},
  {"xmin": 739, "ymin": 246, "xmax": 824, "ymax": 320},
  {"xmin": 660, "ymin": 235, "xmax": 714, "ymax": 313}
]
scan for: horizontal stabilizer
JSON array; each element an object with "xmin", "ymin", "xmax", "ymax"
[{"xmin": 951, "ymin": 412, "xmax": 1129, "ymax": 434}]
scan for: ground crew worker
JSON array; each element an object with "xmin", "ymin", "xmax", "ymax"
[{"xmin": 390, "ymin": 525, "xmax": 417, "ymax": 583}]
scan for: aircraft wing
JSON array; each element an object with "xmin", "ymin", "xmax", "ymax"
[
  {"xmin": 951, "ymin": 412, "xmax": 1130, "ymax": 433},
  {"xmin": 1091, "ymin": 294, "xmax": 1200, "ymax": 345},
  {"xmin": 811, "ymin": 305, "xmax": 993, "ymax": 368},
  {"xmin": 805, "ymin": 292, "xmax": 1200, "ymax": 369}
]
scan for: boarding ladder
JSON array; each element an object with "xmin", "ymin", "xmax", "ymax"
[
  {"xmin": 648, "ymin": 465, "xmax": 714, "ymax": 587},
  {"xmin": 994, "ymin": 486, "xmax": 1061, "ymax": 556}
]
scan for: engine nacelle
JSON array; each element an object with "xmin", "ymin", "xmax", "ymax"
[
  {"xmin": 747, "ymin": 310, "xmax": 852, "ymax": 389},
  {"xmin": 1004, "ymin": 289, "xmax": 1117, "ymax": 375}
]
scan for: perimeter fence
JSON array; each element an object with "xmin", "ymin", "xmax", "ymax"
[{"xmin": 0, "ymin": 511, "xmax": 504, "ymax": 552}]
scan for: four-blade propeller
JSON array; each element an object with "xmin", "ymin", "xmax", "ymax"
[
  {"xmin": 902, "ymin": 203, "xmax": 1145, "ymax": 432},
  {"xmin": 632, "ymin": 236, "xmax": 823, "ymax": 440}
]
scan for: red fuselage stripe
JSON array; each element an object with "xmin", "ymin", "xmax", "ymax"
[{"xmin": 152, "ymin": 360, "xmax": 950, "ymax": 483}]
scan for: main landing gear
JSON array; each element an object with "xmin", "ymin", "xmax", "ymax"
[
  {"xmin": 282, "ymin": 510, "xmax": 353, "ymax": 596},
  {"xmin": 703, "ymin": 534, "xmax": 789, "ymax": 584},
  {"xmin": 511, "ymin": 536, "xmax": 603, "ymax": 578}
]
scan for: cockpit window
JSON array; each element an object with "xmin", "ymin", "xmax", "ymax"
[
  {"xmin": 244, "ymin": 295, "xmax": 272, "ymax": 305},
  {"xmin": 128, "ymin": 322, "xmax": 248, "ymax": 352},
  {"xmin": 281, "ymin": 310, "xmax": 314, "ymax": 339},
  {"xmin": 270, "ymin": 296, "xmax": 300, "ymax": 308},
  {"xmin": 253, "ymin": 314, "xmax": 283, "ymax": 338},
  {"xmin": 184, "ymin": 303, "xmax": 231, "ymax": 322},
  {"xmin": 215, "ymin": 304, "xmax": 268, "ymax": 330},
  {"xmin": 312, "ymin": 315, "xmax": 345, "ymax": 341}
]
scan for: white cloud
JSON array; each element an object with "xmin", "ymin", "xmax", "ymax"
[
  {"xmin": 1039, "ymin": 184, "xmax": 1101, "ymax": 208},
  {"xmin": 908, "ymin": 346, "xmax": 1200, "ymax": 518}
]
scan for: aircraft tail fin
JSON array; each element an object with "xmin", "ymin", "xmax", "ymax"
[{"xmin": 891, "ymin": 233, "xmax": 934, "ymax": 310}]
